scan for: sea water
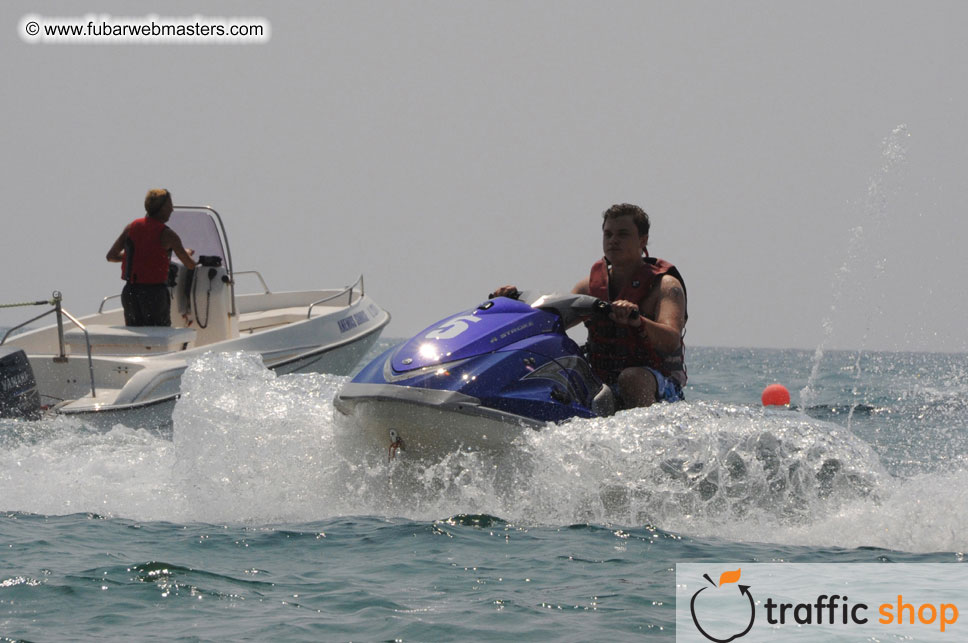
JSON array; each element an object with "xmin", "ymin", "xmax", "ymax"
[{"xmin": 1, "ymin": 342, "xmax": 967, "ymax": 641}]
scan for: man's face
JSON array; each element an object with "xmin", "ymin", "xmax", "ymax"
[{"xmin": 602, "ymin": 215, "xmax": 647, "ymax": 263}]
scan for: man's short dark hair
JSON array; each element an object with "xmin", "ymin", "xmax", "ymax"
[{"xmin": 602, "ymin": 203, "xmax": 650, "ymax": 236}]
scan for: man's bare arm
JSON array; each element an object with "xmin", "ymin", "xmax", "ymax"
[
  {"xmin": 161, "ymin": 229, "xmax": 197, "ymax": 270},
  {"xmin": 639, "ymin": 274, "xmax": 686, "ymax": 353},
  {"xmin": 106, "ymin": 228, "xmax": 128, "ymax": 263}
]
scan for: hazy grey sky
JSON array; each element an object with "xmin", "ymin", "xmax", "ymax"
[{"xmin": 3, "ymin": 1, "xmax": 967, "ymax": 352}]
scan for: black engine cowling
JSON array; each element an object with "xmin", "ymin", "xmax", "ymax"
[{"xmin": 0, "ymin": 346, "xmax": 41, "ymax": 419}]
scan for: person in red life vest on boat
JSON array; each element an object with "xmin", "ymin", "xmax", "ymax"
[
  {"xmin": 105, "ymin": 189, "xmax": 196, "ymax": 326},
  {"xmin": 493, "ymin": 203, "xmax": 687, "ymax": 408}
]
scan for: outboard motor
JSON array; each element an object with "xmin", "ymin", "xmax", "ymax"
[{"xmin": 0, "ymin": 346, "xmax": 41, "ymax": 419}]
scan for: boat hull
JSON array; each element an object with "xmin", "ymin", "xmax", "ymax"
[{"xmin": 11, "ymin": 293, "xmax": 389, "ymax": 431}]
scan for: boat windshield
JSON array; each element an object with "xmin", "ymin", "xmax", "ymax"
[{"xmin": 167, "ymin": 208, "xmax": 227, "ymax": 267}]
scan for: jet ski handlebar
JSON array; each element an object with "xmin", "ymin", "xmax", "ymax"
[
  {"xmin": 526, "ymin": 293, "xmax": 638, "ymax": 327},
  {"xmin": 487, "ymin": 290, "xmax": 638, "ymax": 326},
  {"xmin": 593, "ymin": 299, "xmax": 638, "ymax": 319}
]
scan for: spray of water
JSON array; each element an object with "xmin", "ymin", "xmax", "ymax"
[
  {"xmin": 5, "ymin": 352, "xmax": 967, "ymax": 552},
  {"xmin": 802, "ymin": 124, "xmax": 910, "ymax": 417}
]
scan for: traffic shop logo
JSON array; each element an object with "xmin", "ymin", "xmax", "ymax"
[
  {"xmin": 684, "ymin": 565, "xmax": 961, "ymax": 640},
  {"xmin": 689, "ymin": 569, "xmax": 755, "ymax": 642}
]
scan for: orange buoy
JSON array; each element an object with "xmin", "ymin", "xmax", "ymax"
[{"xmin": 761, "ymin": 383, "xmax": 791, "ymax": 406}]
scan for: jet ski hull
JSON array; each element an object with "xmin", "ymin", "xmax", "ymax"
[
  {"xmin": 334, "ymin": 294, "xmax": 617, "ymax": 461},
  {"xmin": 334, "ymin": 382, "xmax": 545, "ymax": 459}
]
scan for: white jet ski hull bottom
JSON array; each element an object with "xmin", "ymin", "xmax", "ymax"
[{"xmin": 333, "ymin": 383, "xmax": 546, "ymax": 460}]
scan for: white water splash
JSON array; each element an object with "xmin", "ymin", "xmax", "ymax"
[
  {"xmin": 4, "ymin": 351, "xmax": 967, "ymax": 553},
  {"xmin": 802, "ymin": 124, "xmax": 910, "ymax": 411}
]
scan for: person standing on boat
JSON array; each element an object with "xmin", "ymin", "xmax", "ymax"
[
  {"xmin": 106, "ymin": 189, "xmax": 196, "ymax": 326},
  {"xmin": 492, "ymin": 203, "xmax": 686, "ymax": 408}
]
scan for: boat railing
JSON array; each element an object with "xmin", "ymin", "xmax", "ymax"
[
  {"xmin": 96, "ymin": 270, "xmax": 364, "ymax": 321},
  {"xmin": 233, "ymin": 270, "xmax": 271, "ymax": 295},
  {"xmin": 1, "ymin": 291, "xmax": 97, "ymax": 397},
  {"xmin": 307, "ymin": 274, "xmax": 365, "ymax": 319},
  {"xmin": 98, "ymin": 293, "xmax": 122, "ymax": 314},
  {"xmin": 99, "ymin": 265, "xmax": 258, "ymax": 315}
]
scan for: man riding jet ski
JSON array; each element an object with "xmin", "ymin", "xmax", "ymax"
[
  {"xmin": 493, "ymin": 202, "xmax": 687, "ymax": 408},
  {"xmin": 333, "ymin": 204, "xmax": 687, "ymax": 458}
]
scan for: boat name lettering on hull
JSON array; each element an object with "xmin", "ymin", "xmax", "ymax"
[{"xmin": 338, "ymin": 310, "xmax": 370, "ymax": 333}]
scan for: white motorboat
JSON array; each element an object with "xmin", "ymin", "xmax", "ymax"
[{"xmin": 1, "ymin": 205, "xmax": 390, "ymax": 429}]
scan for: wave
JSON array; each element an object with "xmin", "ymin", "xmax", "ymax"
[{"xmin": 1, "ymin": 351, "xmax": 967, "ymax": 553}]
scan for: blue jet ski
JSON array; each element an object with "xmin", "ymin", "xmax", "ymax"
[{"xmin": 333, "ymin": 292, "xmax": 620, "ymax": 458}]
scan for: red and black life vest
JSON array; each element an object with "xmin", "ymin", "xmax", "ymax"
[
  {"xmin": 584, "ymin": 257, "xmax": 687, "ymax": 387},
  {"xmin": 122, "ymin": 217, "xmax": 171, "ymax": 284}
]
